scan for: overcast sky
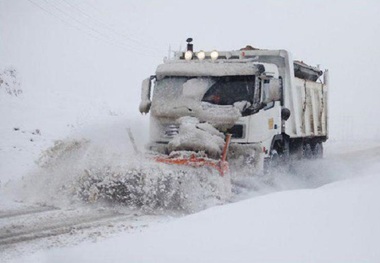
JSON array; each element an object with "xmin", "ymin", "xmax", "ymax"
[{"xmin": 1, "ymin": 0, "xmax": 379, "ymax": 139}]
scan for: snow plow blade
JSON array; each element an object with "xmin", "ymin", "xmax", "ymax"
[
  {"xmin": 154, "ymin": 134, "xmax": 232, "ymax": 176},
  {"xmin": 154, "ymin": 155, "xmax": 229, "ymax": 176}
]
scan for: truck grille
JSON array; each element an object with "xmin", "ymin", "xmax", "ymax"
[{"xmin": 164, "ymin": 124, "xmax": 179, "ymax": 137}]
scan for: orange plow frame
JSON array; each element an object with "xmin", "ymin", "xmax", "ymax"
[{"xmin": 154, "ymin": 134, "xmax": 232, "ymax": 176}]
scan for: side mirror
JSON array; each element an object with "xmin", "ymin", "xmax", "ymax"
[
  {"xmin": 262, "ymin": 78, "xmax": 282, "ymax": 104},
  {"xmin": 139, "ymin": 77, "xmax": 153, "ymax": 114}
]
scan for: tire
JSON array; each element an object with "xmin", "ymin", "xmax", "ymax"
[
  {"xmin": 303, "ymin": 143, "xmax": 313, "ymax": 159},
  {"xmin": 270, "ymin": 150, "xmax": 280, "ymax": 167},
  {"xmin": 312, "ymin": 142, "xmax": 323, "ymax": 159},
  {"xmin": 268, "ymin": 149, "xmax": 291, "ymax": 173},
  {"xmin": 267, "ymin": 136, "xmax": 291, "ymax": 173},
  {"xmin": 290, "ymin": 143, "xmax": 303, "ymax": 161}
]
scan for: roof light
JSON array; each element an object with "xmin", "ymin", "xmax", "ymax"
[
  {"xmin": 210, "ymin": 50, "xmax": 219, "ymax": 61},
  {"xmin": 184, "ymin": 50, "xmax": 193, "ymax": 61},
  {"xmin": 197, "ymin": 51, "xmax": 205, "ymax": 61}
]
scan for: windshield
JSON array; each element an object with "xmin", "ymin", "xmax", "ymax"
[
  {"xmin": 153, "ymin": 76, "xmax": 255, "ymax": 106},
  {"xmin": 202, "ymin": 76, "xmax": 255, "ymax": 105}
]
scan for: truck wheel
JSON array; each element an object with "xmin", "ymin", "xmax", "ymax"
[
  {"xmin": 303, "ymin": 143, "xmax": 313, "ymax": 159},
  {"xmin": 268, "ymin": 149, "xmax": 291, "ymax": 172},
  {"xmin": 267, "ymin": 136, "xmax": 291, "ymax": 172},
  {"xmin": 290, "ymin": 143, "xmax": 303, "ymax": 161},
  {"xmin": 269, "ymin": 150, "xmax": 280, "ymax": 167},
  {"xmin": 312, "ymin": 142, "xmax": 323, "ymax": 159}
]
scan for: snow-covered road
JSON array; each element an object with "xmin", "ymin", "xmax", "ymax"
[
  {"xmin": 1, "ymin": 206, "xmax": 138, "ymax": 246},
  {"xmin": 0, "ymin": 203, "xmax": 170, "ymax": 261}
]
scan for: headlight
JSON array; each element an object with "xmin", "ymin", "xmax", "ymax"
[
  {"xmin": 196, "ymin": 51, "xmax": 205, "ymax": 61},
  {"xmin": 184, "ymin": 51, "xmax": 193, "ymax": 61},
  {"xmin": 210, "ymin": 50, "xmax": 219, "ymax": 61}
]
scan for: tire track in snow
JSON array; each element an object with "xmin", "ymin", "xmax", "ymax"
[
  {"xmin": 0, "ymin": 208, "xmax": 138, "ymax": 246},
  {"xmin": 0, "ymin": 206, "xmax": 58, "ymax": 219}
]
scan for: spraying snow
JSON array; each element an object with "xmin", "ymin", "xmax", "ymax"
[{"xmin": 12, "ymin": 128, "xmax": 230, "ymax": 213}]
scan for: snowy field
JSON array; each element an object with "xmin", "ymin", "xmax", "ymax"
[{"xmin": 2, "ymin": 0, "xmax": 380, "ymax": 262}]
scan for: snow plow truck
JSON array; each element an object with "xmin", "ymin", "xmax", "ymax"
[
  {"xmin": 139, "ymin": 39, "xmax": 329, "ymax": 176},
  {"xmin": 77, "ymin": 40, "xmax": 329, "ymax": 210}
]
